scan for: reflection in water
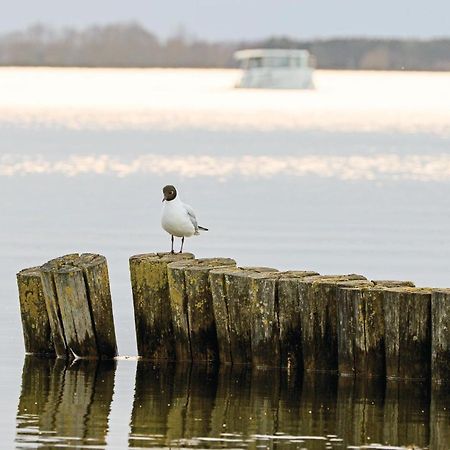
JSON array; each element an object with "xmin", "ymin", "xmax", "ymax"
[
  {"xmin": 15, "ymin": 356, "xmax": 116, "ymax": 449},
  {"xmin": 3, "ymin": 153, "xmax": 450, "ymax": 182},
  {"xmin": 128, "ymin": 363, "xmax": 450, "ymax": 450},
  {"xmin": 15, "ymin": 359, "xmax": 449, "ymax": 449}
]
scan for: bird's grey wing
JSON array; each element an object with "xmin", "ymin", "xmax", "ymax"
[{"xmin": 183, "ymin": 203, "xmax": 199, "ymax": 232}]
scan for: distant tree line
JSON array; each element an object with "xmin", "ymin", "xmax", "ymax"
[{"xmin": 0, "ymin": 23, "xmax": 449, "ymax": 70}]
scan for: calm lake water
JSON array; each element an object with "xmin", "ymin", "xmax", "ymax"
[{"xmin": 1, "ymin": 68, "xmax": 449, "ymax": 449}]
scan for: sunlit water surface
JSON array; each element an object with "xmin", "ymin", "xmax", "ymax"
[{"xmin": 1, "ymin": 68, "xmax": 449, "ymax": 449}]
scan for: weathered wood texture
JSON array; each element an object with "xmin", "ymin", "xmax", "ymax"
[
  {"xmin": 17, "ymin": 267, "xmax": 54, "ymax": 356},
  {"xmin": 277, "ymin": 271, "xmax": 319, "ymax": 369},
  {"xmin": 430, "ymin": 289, "xmax": 450, "ymax": 383},
  {"xmin": 78, "ymin": 254, "xmax": 117, "ymax": 358},
  {"xmin": 53, "ymin": 265, "xmax": 98, "ymax": 358},
  {"xmin": 250, "ymin": 271, "xmax": 318, "ymax": 368},
  {"xmin": 298, "ymin": 275, "xmax": 367, "ymax": 372},
  {"xmin": 183, "ymin": 258, "xmax": 236, "ymax": 362},
  {"xmin": 129, "ymin": 252, "xmax": 194, "ymax": 360},
  {"xmin": 167, "ymin": 258, "xmax": 236, "ymax": 362},
  {"xmin": 40, "ymin": 254, "xmax": 80, "ymax": 358},
  {"xmin": 209, "ymin": 267, "xmax": 277, "ymax": 365},
  {"xmin": 384, "ymin": 287, "xmax": 432, "ymax": 380},
  {"xmin": 167, "ymin": 260, "xmax": 195, "ymax": 362},
  {"xmin": 39, "ymin": 253, "xmax": 117, "ymax": 359},
  {"xmin": 337, "ymin": 281, "xmax": 416, "ymax": 378}
]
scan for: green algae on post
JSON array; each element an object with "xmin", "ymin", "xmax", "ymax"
[
  {"xmin": 129, "ymin": 252, "xmax": 194, "ymax": 360},
  {"xmin": 430, "ymin": 289, "xmax": 450, "ymax": 384},
  {"xmin": 183, "ymin": 258, "xmax": 236, "ymax": 363},
  {"xmin": 17, "ymin": 267, "xmax": 55, "ymax": 356},
  {"xmin": 383, "ymin": 287, "xmax": 433, "ymax": 380}
]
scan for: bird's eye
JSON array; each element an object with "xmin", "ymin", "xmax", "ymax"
[{"xmin": 170, "ymin": 191, "xmax": 174, "ymax": 195}]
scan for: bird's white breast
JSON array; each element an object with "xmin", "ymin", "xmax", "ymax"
[{"xmin": 161, "ymin": 199, "xmax": 196, "ymax": 237}]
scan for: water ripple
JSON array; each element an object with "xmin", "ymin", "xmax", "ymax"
[{"xmin": 2, "ymin": 153, "xmax": 450, "ymax": 182}]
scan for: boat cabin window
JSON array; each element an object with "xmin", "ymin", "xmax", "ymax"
[{"xmin": 245, "ymin": 57, "xmax": 263, "ymax": 69}]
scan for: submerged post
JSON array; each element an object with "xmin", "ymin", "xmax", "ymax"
[
  {"xmin": 384, "ymin": 287, "xmax": 433, "ymax": 380},
  {"xmin": 167, "ymin": 258, "xmax": 236, "ymax": 362},
  {"xmin": 209, "ymin": 267, "xmax": 278, "ymax": 365},
  {"xmin": 39, "ymin": 253, "xmax": 118, "ymax": 359},
  {"xmin": 40, "ymin": 254, "xmax": 80, "ymax": 358},
  {"xmin": 430, "ymin": 289, "xmax": 450, "ymax": 384},
  {"xmin": 337, "ymin": 280, "xmax": 415, "ymax": 377},
  {"xmin": 17, "ymin": 267, "xmax": 55, "ymax": 356},
  {"xmin": 298, "ymin": 275, "xmax": 368, "ymax": 372},
  {"xmin": 277, "ymin": 271, "xmax": 319, "ymax": 369},
  {"xmin": 249, "ymin": 270, "xmax": 319, "ymax": 368},
  {"xmin": 129, "ymin": 252, "xmax": 194, "ymax": 360}
]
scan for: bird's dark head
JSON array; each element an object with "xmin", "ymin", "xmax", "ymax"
[{"xmin": 162, "ymin": 185, "xmax": 177, "ymax": 202}]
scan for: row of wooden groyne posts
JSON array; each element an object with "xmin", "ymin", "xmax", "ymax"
[{"xmin": 17, "ymin": 252, "xmax": 450, "ymax": 383}]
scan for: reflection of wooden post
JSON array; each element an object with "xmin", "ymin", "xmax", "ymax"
[
  {"xmin": 129, "ymin": 252, "xmax": 194, "ymax": 360},
  {"xmin": 16, "ymin": 356, "xmax": 54, "ymax": 445},
  {"xmin": 336, "ymin": 376, "xmax": 385, "ymax": 446},
  {"xmin": 277, "ymin": 271, "xmax": 319, "ymax": 369},
  {"xmin": 183, "ymin": 258, "xmax": 236, "ymax": 363},
  {"xmin": 129, "ymin": 361, "xmax": 175, "ymax": 448},
  {"xmin": 299, "ymin": 373, "xmax": 339, "ymax": 436},
  {"xmin": 384, "ymin": 287, "xmax": 432, "ymax": 380},
  {"xmin": 383, "ymin": 380, "xmax": 430, "ymax": 447},
  {"xmin": 431, "ymin": 289, "xmax": 450, "ymax": 384},
  {"xmin": 16, "ymin": 356, "xmax": 116, "ymax": 447},
  {"xmin": 430, "ymin": 384, "xmax": 450, "ymax": 449},
  {"xmin": 298, "ymin": 275, "xmax": 367, "ymax": 372},
  {"xmin": 17, "ymin": 268, "xmax": 54, "ymax": 356}
]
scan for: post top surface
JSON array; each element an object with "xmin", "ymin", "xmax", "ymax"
[{"xmin": 129, "ymin": 252, "xmax": 195, "ymax": 263}]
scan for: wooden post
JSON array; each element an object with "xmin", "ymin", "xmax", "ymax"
[
  {"xmin": 210, "ymin": 267, "xmax": 278, "ymax": 365},
  {"xmin": 17, "ymin": 267, "xmax": 54, "ymax": 356},
  {"xmin": 248, "ymin": 270, "xmax": 318, "ymax": 368},
  {"xmin": 167, "ymin": 258, "xmax": 236, "ymax": 362},
  {"xmin": 39, "ymin": 253, "xmax": 117, "ymax": 359},
  {"xmin": 183, "ymin": 258, "xmax": 236, "ymax": 363},
  {"xmin": 431, "ymin": 289, "xmax": 450, "ymax": 384},
  {"xmin": 78, "ymin": 254, "xmax": 118, "ymax": 358},
  {"xmin": 129, "ymin": 252, "xmax": 194, "ymax": 360},
  {"xmin": 53, "ymin": 265, "xmax": 98, "ymax": 358},
  {"xmin": 167, "ymin": 260, "xmax": 194, "ymax": 362},
  {"xmin": 384, "ymin": 287, "xmax": 432, "ymax": 380},
  {"xmin": 337, "ymin": 281, "xmax": 415, "ymax": 377},
  {"xmin": 277, "ymin": 271, "xmax": 319, "ymax": 369},
  {"xmin": 248, "ymin": 272, "xmax": 279, "ymax": 368},
  {"xmin": 298, "ymin": 274, "xmax": 367, "ymax": 372},
  {"xmin": 40, "ymin": 254, "xmax": 80, "ymax": 358}
]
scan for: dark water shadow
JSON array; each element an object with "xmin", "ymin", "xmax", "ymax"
[
  {"xmin": 128, "ymin": 363, "xmax": 450, "ymax": 450},
  {"xmin": 15, "ymin": 356, "xmax": 116, "ymax": 449}
]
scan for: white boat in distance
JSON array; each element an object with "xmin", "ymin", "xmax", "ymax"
[{"xmin": 234, "ymin": 48, "xmax": 315, "ymax": 89}]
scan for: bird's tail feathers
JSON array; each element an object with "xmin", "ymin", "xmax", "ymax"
[{"xmin": 198, "ymin": 226, "xmax": 208, "ymax": 232}]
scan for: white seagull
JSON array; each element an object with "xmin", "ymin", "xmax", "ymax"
[{"xmin": 161, "ymin": 185, "xmax": 208, "ymax": 253}]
